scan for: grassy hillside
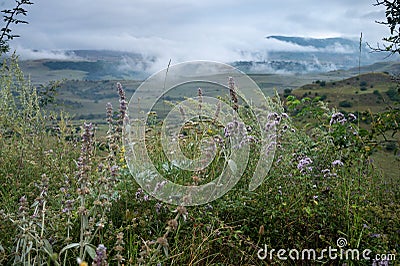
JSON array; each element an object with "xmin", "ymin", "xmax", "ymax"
[
  {"xmin": 292, "ymin": 72, "xmax": 399, "ymax": 113},
  {"xmin": 40, "ymin": 65, "xmax": 399, "ymax": 136},
  {"xmin": 289, "ymin": 72, "xmax": 399, "ymax": 180}
]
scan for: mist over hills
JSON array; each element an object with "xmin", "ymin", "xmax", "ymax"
[
  {"xmin": 15, "ymin": 36, "xmax": 400, "ymax": 82},
  {"xmin": 267, "ymin": 36, "xmax": 358, "ymax": 50},
  {"xmin": 232, "ymin": 36, "xmax": 399, "ymax": 74}
]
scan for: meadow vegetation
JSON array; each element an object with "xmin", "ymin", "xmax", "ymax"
[{"xmin": 0, "ymin": 54, "xmax": 399, "ymax": 265}]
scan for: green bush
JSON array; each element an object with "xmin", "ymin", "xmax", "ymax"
[
  {"xmin": 359, "ymin": 81, "xmax": 367, "ymax": 87},
  {"xmin": 283, "ymin": 88, "xmax": 292, "ymax": 97},
  {"xmin": 386, "ymin": 87, "xmax": 400, "ymax": 101},
  {"xmin": 385, "ymin": 141, "xmax": 397, "ymax": 151},
  {"xmin": 339, "ymin": 100, "xmax": 353, "ymax": 107}
]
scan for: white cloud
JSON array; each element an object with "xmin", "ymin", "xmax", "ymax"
[
  {"xmin": 13, "ymin": 46, "xmax": 79, "ymax": 60},
  {"xmin": 5, "ymin": 0, "xmax": 391, "ymax": 64}
]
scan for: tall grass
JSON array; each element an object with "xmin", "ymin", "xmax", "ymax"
[{"xmin": 0, "ymin": 56, "xmax": 398, "ymax": 265}]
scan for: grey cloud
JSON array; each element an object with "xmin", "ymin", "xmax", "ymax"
[{"xmin": 6, "ymin": 0, "xmax": 391, "ymax": 63}]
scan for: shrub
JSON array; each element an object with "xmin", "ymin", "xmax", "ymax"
[
  {"xmin": 284, "ymin": 88, "xmax": 292, "ymax": 94},
  {"xmin": 339, "ymin": 100, "xmax": 353, "ymax": 107},
  {"xmin": 359, "ymin": 81, "xmax": 367, "ymax": 87},
  {"xmin": 386, "ymin": 87, "xmax": 400, "ymax": 101}
]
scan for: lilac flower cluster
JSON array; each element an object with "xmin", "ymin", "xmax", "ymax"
[
  {"xmin": 348, "ymin": 113, "xmax": 357, "ymax": 121},
  {"xmin": 198, "ymin": 87, "xmax": 203, "ymax": 111},
  {"xmin": 155, "ymin": 202, "xmax": 163, "ymax": 214},
  {"xmin": 76, "ymin": 122, "xmax": 94, "ymax": 197},
  {"xmin": 228, "ymin": 77, "xmax": 238, "ymax": 112},
  {"xmin": 62, "ymin": 199, "xmax": 74, "ymax": 214},
  {"xmin": 92, "ymin": 244, "xmax": 108, "ymax": 266},
  {"xmin": 117, "ymin": 82, "xmax": 127, "ymax": 131},
  {"xmin": 330, "ymin": 112, "xmax": 357, "ymax": 126},
  {"xmin": 135, "ymin": 188, "xmax": 150, "ymax": 202},
  {"xmin": 372, "ymin": 258, "xmax": 390, "ymax": 266},
  {"xmin": 297, "ymin": 156, "xmax": 313, "ymax": 173},
  {"xmin": 332, "ymin": 159, "xmax": 344, "ymax": 167},
  {"xmin": 224, "ymin": 120, "xmax": 246, "ymax": 138},
  {"xmin": 106, "ymin": 102, "xmax": 113, "ymax": 125},
  {"xmin": 321, "ymin": 168, "xmax": 334, "ymax": 178},
  {"xmin": 224, "ymin": 120, "xmax": 255, "ymax": 148},
  {"xmin": 18, "ymin": 195, "xmax": 28, "ymax": 216},
  {"xmin": 265, "ymin": 112, "xmax": 290, "ymax": 132},
  {"xmin": 330, "ymin": 112, "xmax": 347, "ymax": 125}
]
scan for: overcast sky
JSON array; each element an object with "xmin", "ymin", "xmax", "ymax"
[{"xmin": 2, "ymin": 0, "xmax": 389, "ymax": 63}]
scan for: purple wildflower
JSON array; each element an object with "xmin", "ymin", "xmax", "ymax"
[
  {"xmin": 117, "ymin": 82, "xmax": 127, "ymax": 130},
  {"xmin": 297, "ymin": 157, "xmax": 312, "ymax": 170},
  {"xmin": 330, "ymin": 112, "xmax": 347, "ymax": 125},
  {"xmin": 155, "ymin": 202, "xmax": 163, "ymax": 214},
  {"xmin": 228, "ymin": 77, "xmax": 238, "ymax": 112},
  {"xmin": 143, "ymin": 194, "xmax": 150, "ymax": 201},
  {"xmin": 110, "ymin": 165, "xmax": 119, "ymax": 177},
  {"xmin": 265, "ymin": 120, "xmax": 278, "ymax": 131},
  {"xmin": 106, "ymin": 102, "xmax": 113, "ymax": 124},
  {"xmin": 135, "ymin": 188, "xmax": 143, "ymax": 200},
  {"xmin": 154, "ymin": 180, "xmax": 167, "ymax": 193},
  {"xmin": 370, "ymin": 233, "xmax": 381, "ymax": 238},
  {"xmin": 332, "ymin": 160, "xmax": 344, "ymax": 167},
  {"xmin": 92, "ymin": 244, "xmax": 108, "ymax": 266},
  {"xmin": 321, "ymin": 169, "xmax": 330, "ymax": 174},
  {"xmin": 348, "ymin": 113, "xmax": 357, "ymax": 121}
]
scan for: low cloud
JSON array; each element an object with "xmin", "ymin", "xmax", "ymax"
[
  {"xmin": 8, "ymin": 0, "xmax": 387, "ymax": 67},
  {"xmin": 12, "ymin": 46, "xmax": 80, "ymax": 60}
]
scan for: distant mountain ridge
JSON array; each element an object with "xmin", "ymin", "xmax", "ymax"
[
  {"xmin": 15, "ymin": 36, "xmax": 400, "ymax": 82},
  {"xmin": 266, "ymin": 35, "xmax": 358, "ymax": 51},
  {"xmin": 231, "ymin": 35, "xmax": 398, "ymax": 74}
]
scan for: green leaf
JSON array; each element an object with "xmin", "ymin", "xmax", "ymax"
[
  {"xmin": 59, "ymin": 242, "xmax": 80, "ymax": 256},
  {"xmin": 85, "ymin": 244, "xmax": 97, "ymax": 260},
  {"xmin": 43, "ymin": 239, "xmax": 53, "ymax": 255}
]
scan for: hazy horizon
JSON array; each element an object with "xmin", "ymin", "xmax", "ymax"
[{"xmin": 3, "ymin": 0, "xmax": 390, "ymax": 66}]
